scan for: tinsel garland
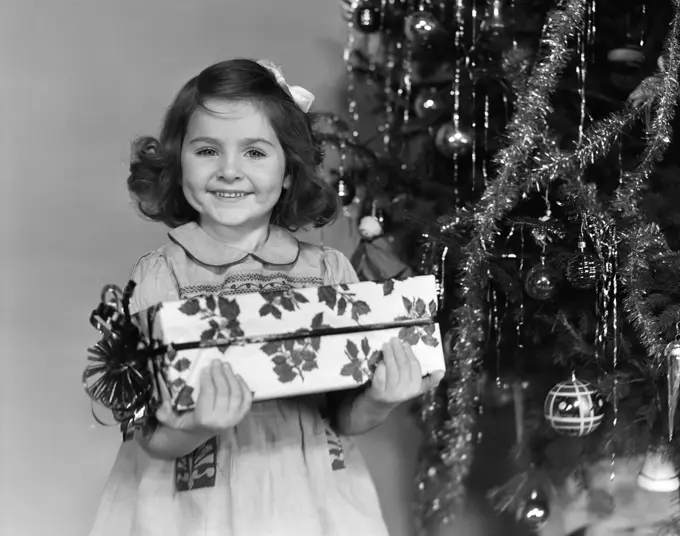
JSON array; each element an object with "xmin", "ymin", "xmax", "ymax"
[
  {"xmin": 416, "ymin": 0, "xmax": 680, "ymax": 530},
  {"xmin": 615, "ymin": 0, "xmax": 680, "ymax": 370},
  {"xmin": 414, "ymin": 0, "xmax": 589, "ymax": 530}
]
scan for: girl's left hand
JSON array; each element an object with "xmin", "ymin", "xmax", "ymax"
[{"xmin": 366, "ymin": 337, "xmax": 445, "ymax": 408}]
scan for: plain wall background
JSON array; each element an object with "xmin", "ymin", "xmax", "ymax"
[
  {"xmin": 0, "ymin": 1, "xmax": 426, "ymax": 534},
  {"xmin": 0, "ymin": 1, "xmax": 520, "ymax": 535}
]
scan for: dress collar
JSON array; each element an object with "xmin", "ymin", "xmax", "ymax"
[{"xmin": 168, "ymin": 222, "xmax": 300, "ymax": 267}]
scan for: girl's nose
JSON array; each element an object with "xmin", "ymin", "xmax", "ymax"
[{"xmin": 218, "ymin": 155, "xmax": 242, "ymax": 181}]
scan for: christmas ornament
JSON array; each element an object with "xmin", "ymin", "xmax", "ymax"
[
  {"xmin": 404, "ymin": 11, "xmax": 441, "ymax": 45},
  {"xmin": 484, "ymin": 0, "xmax": 508, "ymax": 33},
  {"xmin": 353, "ymin": 1, "xmax": 382, "ymax": 33},
  {"xmin": 530, "ymin": 227, "xmax": 549, "ymax": 247},
  {"xmin": 434, "ymin": 122, "xmax": 473, "ymax": 157},
  {"xmin": 359, "ymin": 215, "xmax": 384, "ymax": 239},
  {"xmin": 335, "ymin": 178, "xmax": 356, "ymax": 206},
  {"xmin": 566, "ymin": 241, "xmax": 598, "ymax": 290},
  {"xmin": 524, "ymin": 256, "xmax": 560, "ymax": 300},
  {"xmin": 544, "ymin": 378, "xmax": 605, "ymax": 436},
  {"xmin": 414, "ymin": 88, "xmax": 447, "ymax": 122},
  {"xmin": 666, "ymin": 340, "xmax": 680, "ymax": 440},
  {"xmin": 518, "ymin": 489, "xmax": 549, "ymax": 530},
  {"xmin": 637, "ymin": 444, "xmax": 680, "ymax": 492}
]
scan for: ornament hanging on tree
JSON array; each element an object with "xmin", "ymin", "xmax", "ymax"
[
  {"xmin": 335, "ymin": 178, "xmax": 356, "ymax": 206},
  {"xmin": 404, "ymin": 11, "xmax": 441, "ymax": 45},
  {"xmin": 434, "ymin": 122, "xmax": 473, "ymax": 157},
  {"xmin": 524, "ymin": 256, "xmax": 560, "ymax": 300},
  {"xmin": 544, "ymin": 377, "xmax": 605, "ymax": 436},
  {"xmin": 353, "ymin": 0, "xmax": 382, "ymax": 33},
  {"xmin": 566, "ymin": 241, "xmax": 599, "ymax": 290},
  {"xmin": 637, "ymin": 443, "xmax": 680, "ymax": 492},
  {"xmin": 518, "ymin": 489, "xmax": 549, "ymax": 530},
  {"xmin": 483, "ymin": 0, "xmax": 509, "ymax": 34},
  {"xmin": 414, "ymin": 88, "xmax": 447, "ymax": 122},
  {"xmin": 666, "ymin": 339, "xmax": 680, "ymax": 440}
]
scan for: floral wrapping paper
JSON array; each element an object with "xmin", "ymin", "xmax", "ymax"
[{"xmin": 134, "ymin": 275, "xmax": 445, "ymax": 411}]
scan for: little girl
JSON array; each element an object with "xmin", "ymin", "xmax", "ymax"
[{"xmin": 90, "ymin": 58, "xmax": 444, "ymax": 536}]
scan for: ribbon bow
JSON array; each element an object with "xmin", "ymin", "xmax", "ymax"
[{"xmin": 257, "ymin": 60, "xmax": 315, "ymax": 113}]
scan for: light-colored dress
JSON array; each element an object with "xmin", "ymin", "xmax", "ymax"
[{"xmin": 89, "ymin": 222, "xmax": 389, "ymax": 536}]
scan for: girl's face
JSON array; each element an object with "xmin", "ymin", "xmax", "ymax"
[{"xmin": 180, "ymin": 99, "xmax": 290, "ymax": 236}]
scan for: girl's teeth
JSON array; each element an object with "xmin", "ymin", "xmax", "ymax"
[{"xmin": 214, "ymin": 192, "xmax": 247, "ymax": 198}]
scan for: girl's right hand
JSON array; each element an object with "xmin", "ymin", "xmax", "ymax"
[{"xmin": 155, "ymin": 359, "xmax": 253, "ymax": 436}]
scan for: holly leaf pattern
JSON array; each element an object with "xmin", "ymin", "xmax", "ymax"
[
  {"xmin": 346, "ymin": 339, "xmax": 359, "ymax": 359},
  {"xmin": 339, "ymin": 336, "xmax": 379, "ymax": 384},
  {"xmin": 175, "ymin": 385, "xmax": 195, "ymax": 408},
  {"xmin": 383, "ymin": 279, "xmax": 395, "ymax": 296},
  {"xmin": 292, "ymin": 291, "xmax": 309, "ymax": 304},
  {"xmin": 261, "ymin": 341, "xmax": 281, "ymax": 356},
  {"xmin": 361, "ymin": 337, "xmax": 371, "ymax": 357},
  {"xmin": 402, "ymin": 296, "xmax": 413, "ymax": 313},
  {"xmin": 311, "ymin": 313, "xmax": 325, "ymax": 330},
  {"xmin": 337, "ymin": 297, "xmax": 347, "ymax": 317},
  {"xmin": 351, "ymin": 301, "xmax": 371, "ymax": 322},
  {"xmin": 273, "ymin": 362, "xmax": 298, "ymax": 383},
  {"xmin": 200, "ymin": 319, "xmax": 221, "ymax": 342},
  {"xmin": 218, "ymin": 297, "xmax": 240, "ymax": 321},
  {"xmin": 399, "ymin": 325, "xmax": 421, "ymax": 346},
  {"xmin": 179, "ymin": 299, "xmax": 201, "ymax": 316},
  {"xmin": 259, "ymin": 303, "xmax": 282, "ymax": 319},
  {"xmin": 204, "ymin": 295, "xmax": 216, "ymax": 313},
  {"xmin": 318, "ymin": 286, "xmax": 338, "ymax": 309},
  {"xmin": 415, "ymin": 298, "xmax": 427, "ymax": 316},
  {"xmin": 340, "ymin": 361, "xmax": 365, "ymax": 384},
  {"xmin": 280, "ymin": 296, "xmax": 295, "ymax": 312},
  {"xmin": 173, "ymin": 357, "xmax": 192, "ymax": 372},
  {"xmin": 428, "ymin": 299, "xmax": 437, "ymax": 318}
]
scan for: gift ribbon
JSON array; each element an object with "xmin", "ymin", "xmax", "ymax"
[{"xmin": 152, "ymin": 316, "xmax": 438, "ymax": 355}]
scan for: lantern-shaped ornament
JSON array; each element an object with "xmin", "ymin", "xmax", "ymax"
[
  {"xmin": 637, "ymin": 443, "xmax": 680, "ymax": 492},
  {"xmin": 666, "ymin": 340, "xmax": 680, "ymax": 441},
  {"xmin": 566, "ymin": 241, "xmax": 599, "ymax": 290},
  {"xmin": 353, "ymin": 0, "xmax": 382, "ymax": 33},
  {"xmin": 544, "ymin": 377, "xmax": 605, "ymax": 436}
]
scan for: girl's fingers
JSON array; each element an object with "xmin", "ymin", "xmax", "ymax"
[
  {"xmin": 237, "ymin": 375, "xmax": 253, "ymax": 414},
  {"xmin": 197, "ymin": 361, "xmax": 217, "ymax": 410},
  {"xmin": 381, "ymin": 341, "xmax": 400, "ymax": 391},
  {"xmin": 154, "ymin": 372, "xmax": 178, "ymax": 426},
  {"xmin": 420, "ymin": 370, "xmax": 445, "ymax": 393},
  {"xmin": 371, "ymin": 362, "xmax": 387, "ymax": 393},
  {"xmin": 404, "ymin": 343, "xmax": 422, "ymax": 390},
  {"xmin": 220, "ymin": 363, "xmax": 243, "ymax": 410}
]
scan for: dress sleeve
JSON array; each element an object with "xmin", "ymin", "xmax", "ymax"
[
  {"xmin": 128, "ymin": 250, "xmax": 180, "ymax": 314},
  {"xmin": 321, "ymin": 247, "xmax": 359, "ymax": 286}
]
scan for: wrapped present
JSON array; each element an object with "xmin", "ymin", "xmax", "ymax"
[
  {"xmin": 140, "ymin": 275, "xmax": 444, "ymax": 411},
  {"xmin": 84, "ymin": 276, "xmax": 445, "ymax": 436}
]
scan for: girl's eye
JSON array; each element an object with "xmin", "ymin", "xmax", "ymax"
[
  {"xmin": 245, "ymin": 149, "xmax": 266, "ymax": 159},
  {"xmin": 196, "ymin": 147, "xmax": 218, "ymax": 157}
]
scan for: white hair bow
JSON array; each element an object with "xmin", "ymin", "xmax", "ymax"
[{"xmin": 257, "ymin": 60, "xmax": 315, "ymax": 113}]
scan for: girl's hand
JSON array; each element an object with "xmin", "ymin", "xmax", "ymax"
[
  {"xmin": 366, "ymin": 338, "xmax": 444, "ymax": 408},
  {"xmin": 155, "ymin": 359, "xmax": 253, "ymax": 436}
]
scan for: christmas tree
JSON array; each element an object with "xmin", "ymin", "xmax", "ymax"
[{"xmin": 315, "ymin": 0, "xmax": 680, "ymax": 533}]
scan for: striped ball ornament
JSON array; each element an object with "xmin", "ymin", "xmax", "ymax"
[{"xmin": 544, "ymin": 378, "xmax": 605, "ymax": 436}]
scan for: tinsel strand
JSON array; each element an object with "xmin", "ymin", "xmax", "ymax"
[
  {"xmin": 617, "ymin": 0, "xmax": 680, "ymax": 367},
  {"xmin": 416, "ymin": 2, "xmax": 589, "ymax": 530}
]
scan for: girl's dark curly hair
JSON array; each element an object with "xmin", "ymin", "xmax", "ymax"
[{"xmin": 128, "ymin": 59, "xmax": 337, "ymax": 231}]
